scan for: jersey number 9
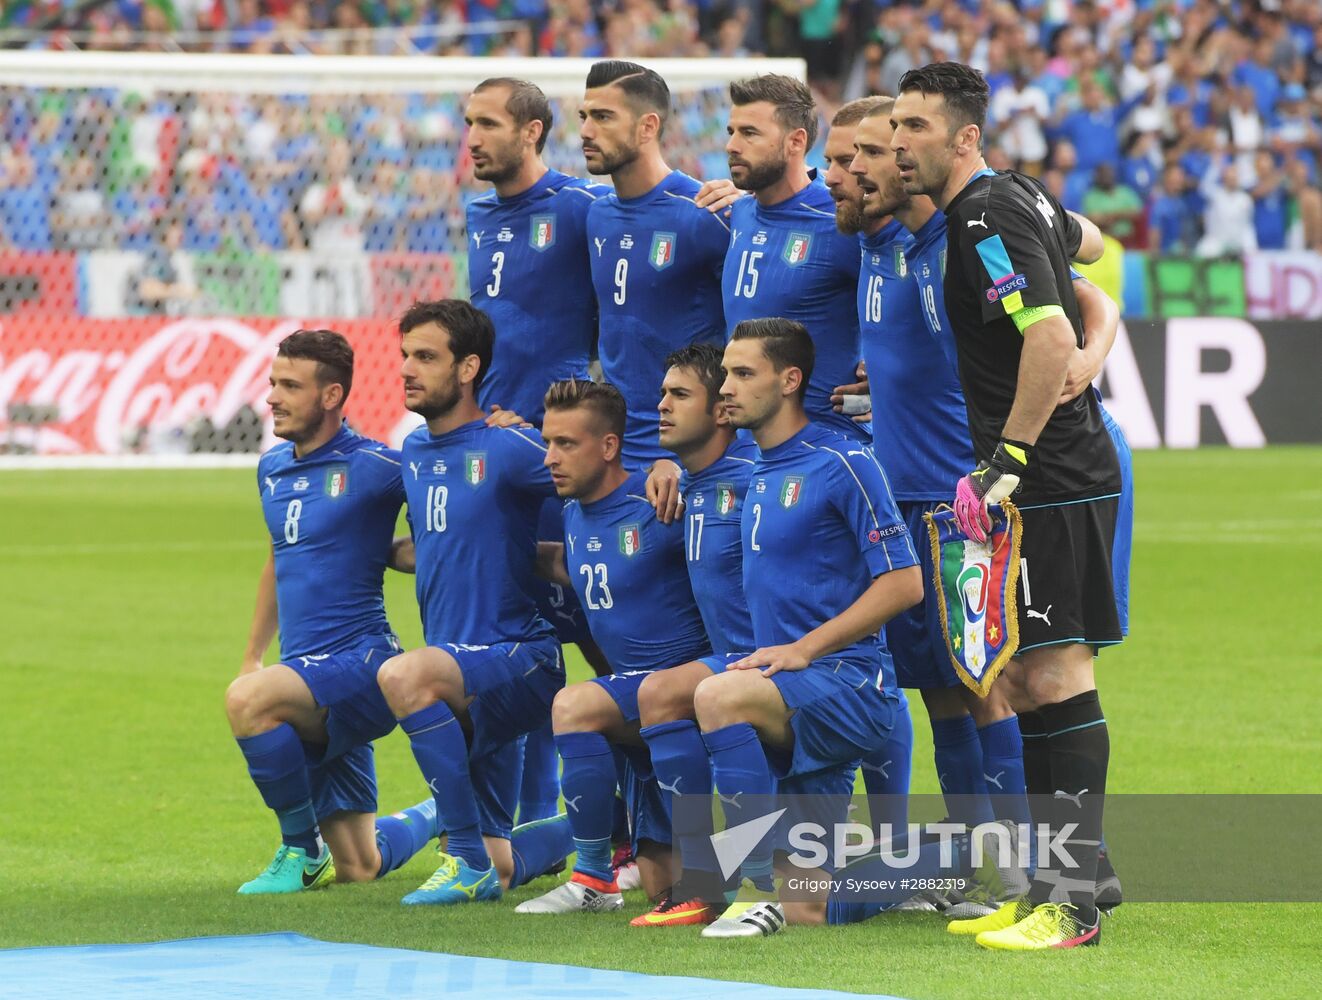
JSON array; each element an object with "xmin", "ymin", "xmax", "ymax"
[{"xmin": 613, "ymin": 258, "xmax": 628, "ymax": 305}]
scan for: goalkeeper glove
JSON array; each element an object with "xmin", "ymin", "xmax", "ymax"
[{"xmin": 954, "ymin": 439, "xmax": 1032, "ymax": 543}]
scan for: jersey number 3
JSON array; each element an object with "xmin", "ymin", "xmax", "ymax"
[{"xmin": 486, "ymin": 251, "xmax": 505, "ymax": 297}]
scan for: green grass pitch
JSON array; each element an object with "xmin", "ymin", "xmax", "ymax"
[{"xmin": 3, "ymin": 448, "xmax": 1320, "ymax": 999}]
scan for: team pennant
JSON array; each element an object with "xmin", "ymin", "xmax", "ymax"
[{"xmin": 924, "ymin": 501, "xmax": 1023, "ymax": 697}]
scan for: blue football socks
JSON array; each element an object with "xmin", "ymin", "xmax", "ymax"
[
  {"xmin": 555, "ymin": 731, "xmax": 618, "ymax": 882},
  {"xmin": 931, "ymin": 713, "xmax": 995, "ymax": 828},
  {"xmin": 703, "ymin": 722, "xmax": 776, "ymax": 890},
  {"xmin": 400, "ymin": 701, "xmax": 490, "ymax": 872},
  {"xmin": 237, "ymin": 723, "xmax": 323, "ymax": 857},
  {"xmin": 375, "ymin": 798, "xmax": 438, "ymax": 877},
  {"xmin": 510, "ymin": 813, "xmax": 574, "ymax": 887}
]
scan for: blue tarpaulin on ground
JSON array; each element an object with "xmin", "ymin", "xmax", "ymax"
[{"xmin": 0, "ymin": 932, "xmax": 905, "ymax": 1000}]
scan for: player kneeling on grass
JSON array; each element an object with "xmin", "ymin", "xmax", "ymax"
[
  {"xmin": 374, "ymin": 300, "xmax": 572, "ymax": 907},
  {"xmin": 515, "ymin": 380, "xmax": 715, "ymax": 915},
  {"xmin": 695, "ymin": 318, "xmax": 923, "ymax": 937},
  {"xmin": 225, "ymin": 329, "xmax": 436, "ymax": 895}
]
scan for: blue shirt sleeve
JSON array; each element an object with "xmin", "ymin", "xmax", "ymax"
[{"xmin": 826, "ymin": 444, "xmax": 918, "ymax": 578}]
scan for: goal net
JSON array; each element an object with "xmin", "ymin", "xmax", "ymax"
[{"xmin": 0, "ymin": 52, "xmax": 802, "ymax": 462}]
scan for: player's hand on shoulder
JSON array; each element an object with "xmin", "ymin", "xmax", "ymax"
[
  {"xmin": 730, "ymin": 642, "xmax": 812, "ymax": 676},
  {"xmin": 695, "ymin": 178, "xmax": 743, "ymax": 216},
  {"xmin": 1058, "ymin": 346, "xmax": 1102, "ymax": 405},
  {"xmin": 646, "ymin": 458, "xmax": 684, "ymax": 524},
  {"xmin": 484, "ymin": 405, "xmax": 533, "ymax": 429},
  {"xmin": 831, "ymin": 361, "xmax": 871, "ymax": 423}
]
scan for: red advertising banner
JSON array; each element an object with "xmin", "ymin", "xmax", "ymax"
[
  {"xmin": 0, "ymin": 316, "xmax": 412, "ymax": 454},
  {"xmin": 0, "ymin": 252, "xmax": 81, "ymax": 316}
]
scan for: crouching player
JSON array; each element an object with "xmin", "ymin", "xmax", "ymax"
[
  {"xmin": 696, "ymin": 318, "xmax": 923, "ymax": 936},
  {"xmin": 226, "ymin": 329, "xmax": 436, "ymax": 894},
  {"xmin": 516, "ymin": 380, "xmax": 714, "ymax": 914},
  {"xmin": 374, "ymin": 300, "xmax": 569, "ymax": 905}
]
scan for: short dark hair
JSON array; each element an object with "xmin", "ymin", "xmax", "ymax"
[
  {"xmin": 664, "ymin": 343, "xmax": 726, "ymax": 408},
  {"xmin": 474, "ymin": 77, "xmax": 553, "ymax": 154},
  {"xmin": 730, "ymin": 318, "xmax": 814, "ymax": 401},
  {"xmin": 277, "ymin": 328, "xmax": 354, "ymax": 401},
  {"xmin": 544, "ymin": 379, "xmax": 627, "ymax": 441},
  {"xmin": 833, "ymin": 96, "xmax": 893, "ymax": 127},
  {"xmin": 730, "ymin": 74, "xmax": 818, "ymax": 148},
  {"xmin": 585, "ymin": 60, "xmax": 671, "ymax": 136},
  {"xmin": 898, "ymin": 61, "xmax": 989, "ymax": 140},
  {"xmin": 398, "ymin": 299, "xmax": 495, "ymax": 391}
]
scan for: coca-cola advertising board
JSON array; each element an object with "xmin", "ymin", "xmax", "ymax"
[{"xmin": 0, "ymin": 316, "xmax": 415, "ymax": 455}]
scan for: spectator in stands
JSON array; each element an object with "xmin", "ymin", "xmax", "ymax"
[
  {"xmin": 1150, "ymin": 163, "xmax": 1201, "ymax": 254},
  {"xmin": 364, "ymin": 160, "xmax": 406, "ymax": 253},
  {"xmin": 1251, "ymin": 151, "xmax": 1291, "ymax": 251},
  {"xmin": 177, "ymin": 161, "xmax": 227, "ymax": 253},
  {"xmin": 1227, "ymin": 85, "xmax": 1265, "ymax": 177},
  {"xmin": 1120, "ymin": 130, "xmax": 1162, "ymax": 197},
  {"xmin": 299, "ymin": 137, "xmax": 370, "ymax": 315},
  {"xmin": 1083, "ymin": 163, "xmax": 1145, "ymax": 248},
  {"xmin": 402, "ymin": 167, "xmax": 449, "ymax": 254},
  {"xmin": 0, "ymin": 151, "xmax": 52, "ymax": 251},
  {"xmin": 1284, "ymin": 156, "xmax": 1322, "ymax": 252},
  {"xmin": 1055, "ymin": 77, "xmax": 1132, "ymax": 175},
  {"xmin": 713, "ymin": 15, "xmax": 752, "ymax": 59},
  {"xmin": 1197, "ymin": 163, "xmax": 1257, "ymax": 258},
  {"xmin": 989, "ymin": 65, "xmax": 1051, "ymax": 175},
  {"xmin": 111, "ymin": 167, "xmax": 162, "ymax": 251},
  {"xmin": 130, "ymin": 215, "xmax": 200, "ymax": 316},
  {"xmin": 243, "ymin": 160, "xmax": 302, "ymax": 251},
  {"xmin": 1234, "ymin": 34, "xmax": 1283, "ymax": 120},
  {"xmin": 1269, "ymin": 83, "xmax": 1321, "ymax": 168},
  {"xmin": 879, "ymin": 17, "xmax": 931, "ymax": 97},
  {"xmin": 1048, "ymin": 139, "xmax": 1090, "ymax": 213},
  {"xmin": 51, "ymin": 153, "xmax": 111, "ymax": 252}
]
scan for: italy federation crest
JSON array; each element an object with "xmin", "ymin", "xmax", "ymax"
[
  {"xmin": 464, "ymin": 452, "xmax": 487, "ymax": 487},
  {"xmin": 924, "ymin": 502, "xmax": 1023, "ymax": 697},
  {"xmin": 649, "ymin": 232, "xmax": 676, "ymax": 270},
  {"xmin": 620, "ymin": 524, "xmax": 642, "ymax": 556},
  {"xmin": 894, "ymin": 244, "xmax": 908, "ymax": 278},
  {"xmin": 779, "ymin": 476, "xmax": 803, "ymax": 508},
  {"xmin": 324, "ymin": 466, "xmax": 348, "ymax": 498},
  {"xmin": 783, "ymin": 232, "xmax": 811, "ymax": 266},
  {"xmin": 530, "ymin": 214, "xmax": 555, "ymax": 251},
  {"xmin": 716, "ymin": 482, "xmax": 737, "ymax": 515}
]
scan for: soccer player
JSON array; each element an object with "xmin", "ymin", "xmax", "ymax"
[
  {"xmin": 374, "ymin": 300, "xmax": 568, "ymax": 906},
  {"xmin": 850, "ymin": 97, "xmax": 1132, "ymax": 917},
  {"xmin": 696, "ymin": 318, "xmax": 923, "ymax": 937},
  {"xmin": 462, "ymin": 75, "xmax": 613, "ymax": 828},
  {"xmin": 515, "ymin": 380, "xmax": 713, "ymax": 914},
  {"xmin": 631, "ymin": 344, "xmax": 758, "ymax": 927},
  {"xmin": 892, "ymin": 62, "xmax": 1121, "ymax": 949},
  {"xmin": 580, "ymin": 60, "xmax": 730, "ymax": 467},
  {"xmin": 721, "ymin": 75, "xmax": 867, "ymax": 442},
  {"xmin": 225, "ymin": 329, "xmax": 436, "ymax": 895},
  {"xmin": 464, "ymin": 76, "xmax": 607, "ymax": 426}
]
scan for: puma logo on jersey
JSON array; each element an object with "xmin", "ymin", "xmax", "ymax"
[
  {"xmin": 657, "ymin": 777, "xmax": 682, "ymax": 796},
  {"xmin": 472, "ymin": 231, "xmax": 483, "ymax": 248},
  {"xmin": 1054, "ymin": 788, "xmax": 1088, "ymax": 808},
  {"xmin": 1026, "ymin": 604, "xmax": 1052, "ymax": 626},
  {"xmin": 967, "ymin": 212, "xmax": 988, "ymax": 229},
  {"xmin": 264, "ymin": 476, "xmax": 280, "ymax": 495},
  {"xmin": 409, "ymin": 461, "xmax": 422, "ymax": 480},
  {"xmin": 594, "ymin": 237, "xmax": 605, "ymax": 256}
]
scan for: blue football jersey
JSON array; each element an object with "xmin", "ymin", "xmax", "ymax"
[
  {"xmin": 401, "ymin": 419, "xmax": 556, "ymax": 646},
  {"xmin": 859, "ymin": 217, "xmax": 972, "ymax": 501},
  {"xmin": 724, "ymin": 179, "xmax": 866, "ymax": 441},
  {"xmin": 742, "ymin": 423, "xmax": 916, "ymax": 682},
  {"xmin": 258, "ymin": 424, "xmax": 405, "ymax": 660},
  {"xmin": 562, "ymin": 470, "xmax": 712, "ymax": 673},
  {"xmin": 586, "ymin": 172, "xmax": 729, "ymax": 466},
  {"xmin": 680, "ymin": 437, "xmax": 757, "ymax": 654},
  {"xmin": 467, "ymin": 169, "xmax": 609, "ymax": 424}
]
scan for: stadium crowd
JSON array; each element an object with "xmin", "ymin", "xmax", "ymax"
[{"xmin": 1, "ymin": 0, "xmax": 1320, "ymax": 262}]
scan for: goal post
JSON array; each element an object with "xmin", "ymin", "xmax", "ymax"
[{"xmin": 0, "ymin": 52, "xmax": 805, "ymax": 465}]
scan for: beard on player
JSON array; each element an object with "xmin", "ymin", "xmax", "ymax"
[
  {"xmin": 403, "ymin": 367, "xmax": 464, "ymax": 421},
  {"xmin": 471, "ymin": 131, "xmax": 526, "ymax": 186},
  {"xmin": 582, "ymin": 136, "xmax": 640, "ymax": 176},
  {"xmin": 728, "ymin": 146, "xmax": 789, "ymax": 193},
  {"xmin": 832, "ymin": 188, "xmax": 865, "ymax": 235},
  {"xmin": 858, "ymin": 169, "xmax": 910, "ymax": 222}
]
